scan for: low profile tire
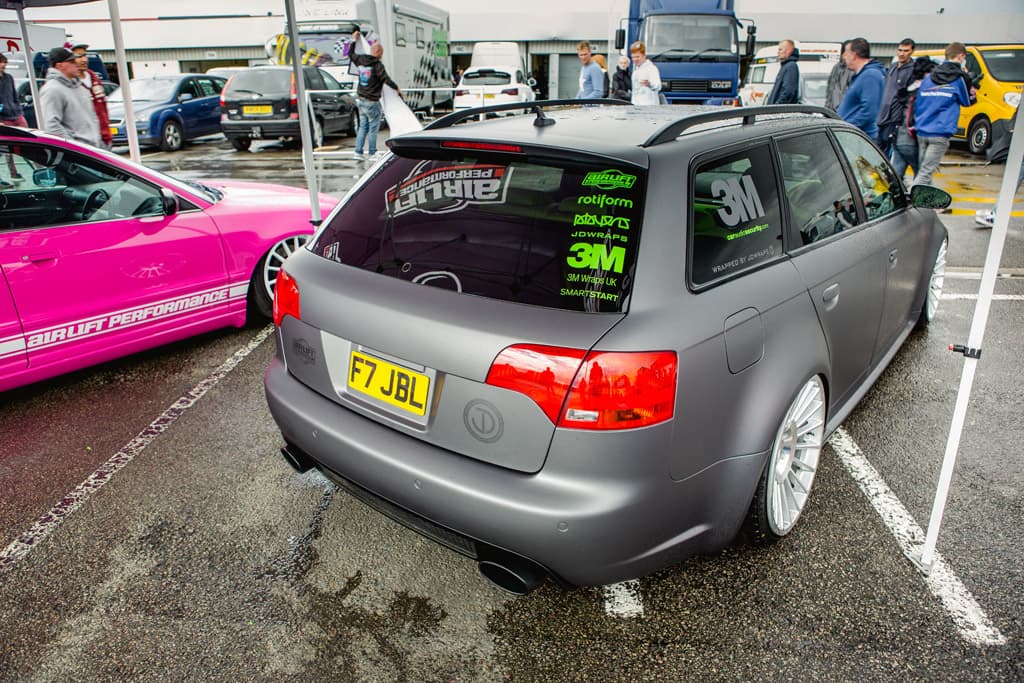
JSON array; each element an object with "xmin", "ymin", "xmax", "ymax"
[
  {"xmin": 746, "ymin": 375, "xmax": 826, "ymax": 544},
  {"xmin": 917, "ymin": 238, "xmax": 947, "ymax": 328},
  {"xmin": 347, "ymin": 108, "xmax": 358, "ymax": 137},
  {"xmin": 159, "ymin": 119, "xmax": 183, "ymax": 152},
  {"xmin": 229, "ymin": 137, "xmax": 252, "ymax": 152},
  {"xmin": 248, "ymin": 234, "xmax": 312, "ymax": 321},
  {"xmin": 312, "ymin": 117, "xmax": 324, "ymax": 148},
  {"xmin": 967, "ymin": 117, "xmax": 991, "ymax": 155}
]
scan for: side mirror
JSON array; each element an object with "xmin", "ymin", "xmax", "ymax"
[
  {"xmin": 23, "ymin": 95, "xmax": 33, "ymax": 105},
  {"xmin": 527, "ymin": 77, "xmax": 537, "ymax": 88},
  {"xmin": 178, "ymin": 93, "xmax": 194, "ymax": 103},
  {"xmin": 910, "ymin": 184, "xmax": 952, "ymax": 209},
  {"xmin": 33, "ymin": 168, "xmax": 58, "ymax": 187},
  {"xmin": 615, "ymin": 28, "xmax": 625, "ymax": 51},
  {"xmin": 159, "ymin": 188, "xmax": 179, "ymax": 215},
  {"xmin": 745, "ymin": 25, "xmax": 757, "ymax": 58}
]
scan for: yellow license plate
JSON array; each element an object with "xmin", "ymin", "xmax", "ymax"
[
  {"xmin": 348, "ymin": 350, "xmax": 429, "ymax": 416},
  {"xmin": 243, "ymin": 104, "xmax": 273, "ymax": 115},
  {"xmin": 110, "ymin": 127, "xmax": 119, "ymax": 136},
  {"xmin": 484, "ymin": 93, "xmax": 496, "ymax": 99}
]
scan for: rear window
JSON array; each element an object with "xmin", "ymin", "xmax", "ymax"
[
  {"xmin": 463, "ymin": 70, "xmax": 513, "ymax": 86},
  {"xmin": 224, "ymin": 70, "xmax": 291, "ymax": 98},
  {"xmin": 312, "ymin": 154, "xmax": 646, "ymax": 312}
]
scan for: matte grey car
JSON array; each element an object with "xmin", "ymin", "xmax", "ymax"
[{"xmin": 264, "ymin": 102, "xmax": 950, "ymax": 593}]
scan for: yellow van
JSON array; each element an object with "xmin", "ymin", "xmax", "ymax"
[{"xmin": 913, "ymin": 45, "xmax": 1023, "ymax": 154}]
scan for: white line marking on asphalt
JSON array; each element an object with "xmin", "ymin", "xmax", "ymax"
[
  {"xmin": 0, "ymin": 326, "xmax": 274, "ymax": 571},
  {"xmin": 942, "ymin": 293, "xmax": 1024, "ymax": 301},
  {"xmin": 829, "ymin": 428, "xmax": 1007, "ymax": 647},
  {"xmin": 604, "ymin": 580, "xmax": 644, "ymax": 617}
]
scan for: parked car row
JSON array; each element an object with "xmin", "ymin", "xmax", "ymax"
[{"xmin": 14, "ymin": 66, "xmax": 358, "ymax": 153}]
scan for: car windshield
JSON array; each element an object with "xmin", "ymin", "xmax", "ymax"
[
  {"xmin": 109, "ymin": 78, "xmax": 177, "ymax": 102},
  {"xmin": 463, "ymin": 70, "xmax": 512, "ymax": 86},
  {"xmin": 803, "ymin": 77, "xmax": 828, "ymax": 105},
  {"xmin": 979, "ymin": 48, "xmax": 1024, "ymax": 82},
  {"xmin": 643, "ymin": 15, "xmax": 738, "ymax": 59},
  {"xmin": 225, "ymin": 70, "xmax": 292, "ymax": 97},
  {"xmin": 312, "ymin": 153, "xmax": 647, "ymax": 312}
]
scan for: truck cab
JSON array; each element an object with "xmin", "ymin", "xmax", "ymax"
[{"xmin": 614, "ymin": 0, "xmax": 755, "ymax": 104}]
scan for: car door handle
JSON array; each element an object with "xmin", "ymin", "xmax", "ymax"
[
  {"xmin": 889, "ymin": 248, "xmax": 898, "ymax": 266},
  {"xmin": 822, "ymin": 283, "xmax": 840, "ymax": 309},
  {"xmin": 23, "ymin": 250, "xmax": 58, "ymax": 263}
]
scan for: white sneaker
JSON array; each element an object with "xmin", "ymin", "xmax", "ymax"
[
  {"xmin": 352, "ymin": 151, "xmax": 365, "ymax": 160},
  {"xmin": 975, "ymin": 209, "xmax": 994, "ymax": 228}
]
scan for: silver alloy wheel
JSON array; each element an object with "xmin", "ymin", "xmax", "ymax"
[
  {"xmin": 925, "ymin": 238, "xmax": 948, "ymax": 322},
  {"xmin": 262, "ymin": 234, "xmax": 311, "ymax": 301},
  {"xmin": 766, "ymin": 376, "xmax": 826, "ymax": 536},
  {"xmin": 162, "ymin": 121, "xmax": 182, "ymax": 151}
]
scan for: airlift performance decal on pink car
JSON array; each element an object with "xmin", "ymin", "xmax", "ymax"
[{"xmin": 0, "ymin": 282, "xmax": 249, "ymax": 360}]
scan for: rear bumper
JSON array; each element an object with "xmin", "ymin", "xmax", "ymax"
[
  {"xmin": 264, "ymin": 355, "xmax": 766, "ymax": 586},
  {"xmin": 222, "ymin": 119, "xmax": 299, "ymax": 139}
]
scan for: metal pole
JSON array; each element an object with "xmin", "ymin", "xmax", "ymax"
[
  {"xmin": 912, "ymin": 103, "xmax": 1024, "ymax": 573},
  {"xmin": 107, "ymin": 0, "xmax": 140, "ymax": 163},
  {"xmin": 14, "ymin": 6, "xmax": 41, "ymax": 115},
  {"xmin": 284, "ymin": 0, "xmax": 321, "ymax": 225}
]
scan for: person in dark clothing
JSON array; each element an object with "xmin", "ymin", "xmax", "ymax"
[
  {"xmin": 912, "ymin": 42, "xmax": 972, "ymax": 187},
  {"xmin": 837, "ymin": 37, "xmax": 885, "ymax": 137},
  {"xmin": 825, "ymin": 40, "xmax": 852, "ymax": 111},
  {"xmin": 611, "ymin": 54, "xmax": 631, "ymax": 101},
  {"xmin": 876, "ymin": 38, "xmax": 915, "ymax": 156},
  {"xmin": 767, "ymin": 39, "xmax": 800, "ymax": 105},
  {"xmin": 891, "ymin": 56, "xmax": 936, "ymax": 180},
  {"xmin": 350, "ymin": 30, "xmax": 402, "ymax": 158},
  {"xmin": 0, "ymin": 53, "xmax": 28, "ymax": 186}
]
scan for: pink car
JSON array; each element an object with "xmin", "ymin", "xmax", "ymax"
[{"xmin": 0, "ymin": 125, "xmax": 337, "ymax": 392}]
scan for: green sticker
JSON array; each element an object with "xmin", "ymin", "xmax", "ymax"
[{"xmin": 582, "ymin": 170, "xmax": 637, "ymax": 191}]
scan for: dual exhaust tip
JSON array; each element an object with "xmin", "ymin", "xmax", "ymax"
[{"xmin": 279, "ymin": 444, "xmax": 548, "ymax": 594}]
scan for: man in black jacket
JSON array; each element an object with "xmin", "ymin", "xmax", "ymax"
[
  {"xmin": 876, "ymin": 38, "xmax": 916, "ymax": 156},
  {"xmin": 350, "ymin": 30, "xmax": 402, "ymax": 158},
  {"xmin": 767, "ymin": 40, "xmax": 800, "ymax": 105}
]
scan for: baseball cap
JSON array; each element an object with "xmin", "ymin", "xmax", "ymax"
[
  {"xmin": 48, "ymin": 46, "xmax": 76, "ymax": 66},
  {"xmin": 70, "ymin": 42, "xmax": 89, "ymax": 52}
]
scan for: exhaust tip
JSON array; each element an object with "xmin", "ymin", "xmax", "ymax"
[
  {"xmin": 478, "ymin": 558, "xmax": 546, "ymax": 595},
  {"xmin": 280, "ymin": 444, "xmax": 314, "ymax": 473}
]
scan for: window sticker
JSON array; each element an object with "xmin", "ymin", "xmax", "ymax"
[
  {"xmin": 582, "ymin": 169, "xmax": 637, "ymax": 191},
  {"xmin": 385, "ymin": 161, "xmax": 514, "ymax": 218}
]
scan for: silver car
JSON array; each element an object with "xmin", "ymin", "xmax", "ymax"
[{"xmin": 264, "ymin": 102, "xmax": 950, "ymax": 593}]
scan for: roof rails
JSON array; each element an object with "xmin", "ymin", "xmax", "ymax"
[
  {"xmin": 642, "ymin": 104, "xmax": 840, "ymax": 147},
  {"xmin": 0, "ymin": 124, "xmax": 37, "ymax": 139},
  {"xmin": 425, "ymin": 98, "xmax": 631, "ymax": 131}
]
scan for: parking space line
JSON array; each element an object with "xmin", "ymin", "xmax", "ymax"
[
  {"xmin": 829, "ymin": 428, "xmax": 1007, "ymax": 647},
  {"xmin": 604, "ymin": 580, "xmax": 644, "ymax": 617},
  {"xmin": 942, "ymin": 293, "xmax": 1024, "ymax": 301},
  {"xmin": 0, "ymin": 326, "xmax": 274, "ymax": 572}
]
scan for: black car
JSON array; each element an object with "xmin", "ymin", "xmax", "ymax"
[
  {"xmin": 220, "ymin": 66, "xmax": 357, "ymax": 151},
  {"xmin": 18, "ymin": 79, "xmax": 119, "ymax": 129}
]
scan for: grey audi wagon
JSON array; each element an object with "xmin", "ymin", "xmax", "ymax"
[{"xmin": 264, "ymin": 102, "xmax": 950, "ymax": 593}]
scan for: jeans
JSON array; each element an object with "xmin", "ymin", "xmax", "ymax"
[
  {"xmin": 913, "ymin": 136, "xmax": 950, "ymax": 187},
  {"xmin": 890, "ymin": 125, "xmax": 918, "ymax": 180},
  {"xmin": 354, "ymin": 98, "xmax": 383, "ymax": 155}
]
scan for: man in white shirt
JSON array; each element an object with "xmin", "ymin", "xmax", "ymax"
[{"xmin": 630, "ymin": 41, "xmax": 661, "ymax": 106}]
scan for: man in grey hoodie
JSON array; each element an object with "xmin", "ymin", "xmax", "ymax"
[{"xmin": 39, "ymin": 46, "xmax": 101, "ymax": 148}]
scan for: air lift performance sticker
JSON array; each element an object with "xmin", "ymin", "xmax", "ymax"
[
  {"xmin": 560, "ymin": 174, "xmax": 644, "ymax": 310},
  {"xmin": 385, "ymin": 161, "xmax": 514, "ymax": 217}
]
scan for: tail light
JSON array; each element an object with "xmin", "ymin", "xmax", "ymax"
[
  {"xmin": 273, "ymin": 269, "xmax": 300, "ymax": 326},
  {"xmin": 486, "ymin": 345, "xmax": 677, "ymax": 430},
  {"xmin": 221, "ymin": 76, "xmax": 232, "ymax": 107},
  {"xmin": 290, "ymin": 73, "xmax": 297, "ymax": 107},
  {"xmin": 455, "ymin": 89, "xmax": 469, "ymax": 96},
  {"xmin": 500, "ymin": 87, "xmax": 520, "ymax": 96}
]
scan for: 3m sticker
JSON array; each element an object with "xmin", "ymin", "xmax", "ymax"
[
  {"xmin": 712, "ymin": 174, "xmax": 765, "ymax": 227},
  {"xmin": 385, "ymin": 162, "xmax": 514, "ymax": 217}
]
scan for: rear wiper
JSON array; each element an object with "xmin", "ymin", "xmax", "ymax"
[{"xmin": 228, "ymin": 89, "xmax": 263, "ymax": 96}]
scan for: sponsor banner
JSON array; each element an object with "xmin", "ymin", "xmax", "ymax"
[{"xmin": 386, "ymin": 162, "xmax": 513, "ymax": 217}]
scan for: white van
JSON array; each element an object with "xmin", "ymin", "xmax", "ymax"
[{"xmin": 739, "ymin": 42, "xmax": 841, "ymax": 107}]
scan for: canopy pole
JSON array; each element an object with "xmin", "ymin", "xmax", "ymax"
[
  {"xmin": 14, "ymin": 6, "xmax": 41, "ymax": 113},
  {"xmin": 911, "ymin": 103, "xmax": 1024, "ymax": 574},
  {"xmin": 106, "ymin": 0, "xmax": 140, "ymax": 162},
  {"xmin": 283, "ymin": 0, "xmax": 321, "ymax": 224}
]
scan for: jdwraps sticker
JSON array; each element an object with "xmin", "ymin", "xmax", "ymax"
[{"xmin": 385, "ymin": 162, "xmax": 514, "ymax": 217}]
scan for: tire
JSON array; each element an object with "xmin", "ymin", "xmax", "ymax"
[
  {"xmin": 159, "ymin": 119, "xmax": 183, "ymax": 152},
  {"xmin": 229, "ymin": 137, "xmax": 252, "ymax": 152},
  {"xmin": 967, "ymin": 117, "xmax": 991, "ymax": 155},
  {"xmin": 917, "ymin": 238, "xmax": 947, "ymax": 329},
  {"xmin": 347, "ymin": 107, "xmax": 358, "ymax": 137},
  {"xmin": 746, "ymin": 375, "xmax": 826, "ymax": 544},
  {"xmin": 312, "ymin": 117, "xmax": 324, "ymax": 148},
  {"xmin": 248, "ymin": 234, "xmax": 312, "ymax": 321}
]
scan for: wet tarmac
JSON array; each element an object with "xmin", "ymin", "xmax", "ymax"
[{"xmin": 1, "ymin": 131, "xmax": 1022, "ymax": 681}]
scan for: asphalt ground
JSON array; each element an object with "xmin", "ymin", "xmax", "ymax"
[{"xmin": 0, "ymin": 132, "xmax": 1022, "ymax": 681}]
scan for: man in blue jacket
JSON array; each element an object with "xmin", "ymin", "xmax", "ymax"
[
  {"xmin": 912, "ymin": 42, "xmax": 972, "ymax": 187},
  {"xmin": 837, "ymin": 38, "xmax": 885, "ymax": 138},
  {"xmin": 767, "ymin": 40, "xmax": 800, "ymax": 105}
]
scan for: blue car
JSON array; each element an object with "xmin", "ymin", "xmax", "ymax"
[{"xmin": 107, "ymin": 74, "xmax": 226, "ymax": 151}]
